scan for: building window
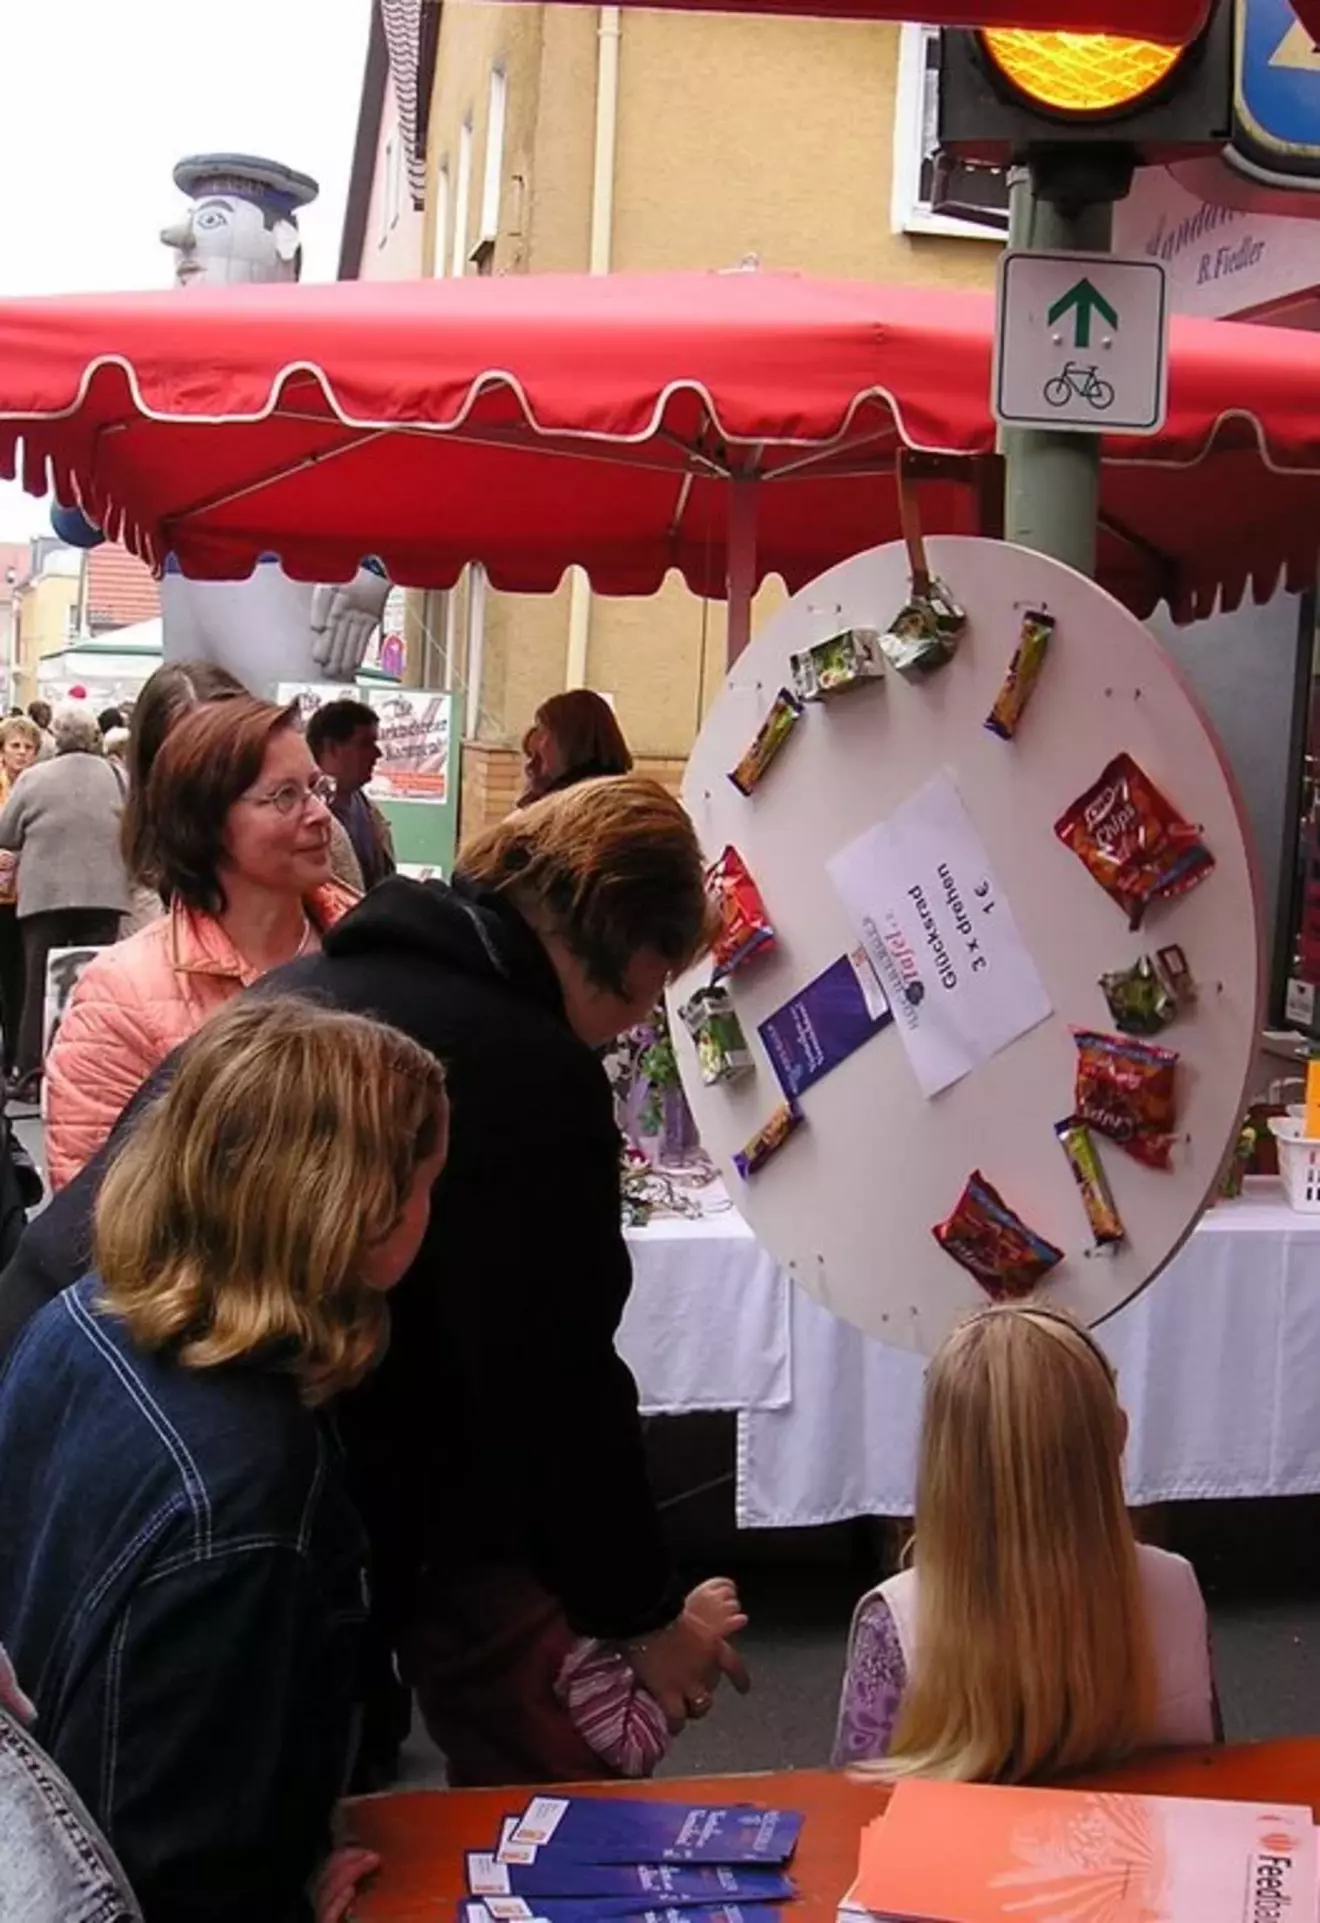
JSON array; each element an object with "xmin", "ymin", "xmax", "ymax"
[
  {"xmin": 451, "ymin": 119, "xmax": 473, "ymax": 276},
  {"xmin": 432, "ymin": 164, "xmax": 450, "ymax": 278},
  {"xmin": 891, "ymin": 24, "xmax": 1008, "ymax": 242},
  {"xmin": 474, "ymin": 68, "xmax": 507, "ymax": 268}
]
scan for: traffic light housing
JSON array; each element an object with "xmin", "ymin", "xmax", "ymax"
[{"xmin": 938, "ymin": 3, "xmax": 1233, "ymax": 170}]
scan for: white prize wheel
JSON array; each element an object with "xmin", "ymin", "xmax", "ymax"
[{"xmin": 669, "ymin": 536, "xmax": 1263, "ymax": 1354}]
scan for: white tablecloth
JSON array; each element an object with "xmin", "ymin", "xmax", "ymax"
[
  {"xmin": 617, "ymin": 1201, "xmax": 791, "ymax": 1416},
  {"xmin": 622, "ymin": 1181, "xmax": 1320, "ymax": 1528}
]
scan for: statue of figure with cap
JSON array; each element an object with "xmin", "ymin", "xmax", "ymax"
[{"xmin": 52, "ymin": 154, "xmax": 389, "ymax": 693}]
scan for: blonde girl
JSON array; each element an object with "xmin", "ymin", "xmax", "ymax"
[
  {"xmin": 0, "ymin": 996, "xmax": 448, "ymax": 1923},
  {"xmin": 833, "ymin": 1304, "xmax": 1216, "ymax": 1782}
]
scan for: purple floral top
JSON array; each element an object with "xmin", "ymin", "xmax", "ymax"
[{"xmin": 832, "ymin": 1594, "xmax": 908, "ymax": 1768}]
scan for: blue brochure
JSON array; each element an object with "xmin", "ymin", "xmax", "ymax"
[
  {"xmin": 462, "ymin": 1904, "xmax": 779, "ymax": 1923},
  {"xmin": 758, "ymin": 950, "xmax": 891, "ymax": 1101},
  {"xmin": 468, "ymin": 1856, "xmax": 795, "ymax": 1906},
  {"xmin": 501, "ymin": 1797, "xmax": 803, "ymax": 1866}
]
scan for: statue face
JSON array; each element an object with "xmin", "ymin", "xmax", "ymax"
[{"xmin": 159, "ymin": 195, "xmax": 299, "ymax": 287}]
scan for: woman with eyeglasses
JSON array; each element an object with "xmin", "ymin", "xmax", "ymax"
[{"xmin": 44, "ymin": 697, "xmax": 357, "ymax": 1191}]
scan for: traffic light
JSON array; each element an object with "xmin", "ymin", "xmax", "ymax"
[{"xmin": 938, "ymin": 3, "xmax": 1233, "ymax": 169}]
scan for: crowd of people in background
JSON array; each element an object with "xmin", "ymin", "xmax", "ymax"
[{"xmin": 0, "ymin": 673, "xmax": 1220, "ymax": 1923}]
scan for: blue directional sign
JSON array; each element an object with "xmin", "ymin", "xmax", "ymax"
[{"xmin": 1237, "ymin": 0, "xmax": 1320, "ymax": 165}]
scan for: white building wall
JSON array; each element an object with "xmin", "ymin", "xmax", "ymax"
[{"xmin": 361, "ymin": 83, "xmax": 425, "ymax": 281}]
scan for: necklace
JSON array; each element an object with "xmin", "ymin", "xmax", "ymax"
[{"xmin": 294, "ymin": 913, "xmax": 316, "ymax": 959}]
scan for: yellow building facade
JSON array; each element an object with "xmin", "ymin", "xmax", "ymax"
[
  {"xmin": 418, "ymin": 8, "xmax": 1003, "ymax": 825},
  {"xmin": 14, "ymin": 556, "xmax": 81, "ymax": 708}
]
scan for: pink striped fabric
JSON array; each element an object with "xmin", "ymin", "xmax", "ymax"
[{"xmin": 554, "ymin": 1641, "xmax": 670, "ymax": 1778}]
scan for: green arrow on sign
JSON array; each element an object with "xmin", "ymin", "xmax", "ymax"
[{"xmin": 1047, "ymin": 278, "xmax": 1119, "ymax": 351}]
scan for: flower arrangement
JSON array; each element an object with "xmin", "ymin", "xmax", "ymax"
[
  {"xmin": 602, "ymin": 1001, "xmax": 703, "ymax": 1168},
  {"xmin": 637, "ymin": 1015, "xmax": 680, "ymax": 1138}
]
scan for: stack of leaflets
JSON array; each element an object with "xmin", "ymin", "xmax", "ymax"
[
  {"xmin": 838, "ymin": 1779, "xmax": 1320, "ymax": 1923},
  {"xmin": 462, "ymin": 1793, "xmax": 803, "ymax": 1923}
]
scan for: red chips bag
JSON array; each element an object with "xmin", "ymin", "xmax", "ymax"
[
  {"xmin": 932, "ymin": 1171, "xmax": 1064, "ymax": 1300},
  {"xmin": 1074, "ymin": 1028, "xmax": 1179, "ymax": 1170},
  {"xmin": 1054, "ymin": 753, "xmax": 1214, "ymax": 929},
  {"xmin": 707, "ymin": 847, "xmax": 776, "ymax": 981}
]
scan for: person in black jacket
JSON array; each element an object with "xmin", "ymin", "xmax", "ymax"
[{"xmin": 0, "ymin": 775, "xmax": 743, "ymax": 1787}]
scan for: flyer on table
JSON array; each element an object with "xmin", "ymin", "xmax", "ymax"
[
  {"xmin": 468, "ymin": 1857, "xmax": 795, "ymax": 1904},
  {"xmin": 503, "ymin": 1798, "xmax": 802, "ymax": 1866},
  {"xmin": 463, "ymin": 1904, "xmax": 772, "ymax": 1923},
  {"xmin": 827, "ymin": 770, "xmax": 1052, "ymax": 1099},
  {"xmin": 852, "ymin": 1780, "xmax": 1317, "ymax": 1923}
]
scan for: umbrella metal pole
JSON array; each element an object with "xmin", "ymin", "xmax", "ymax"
[
  {"xmin": 726, "ymin": 479, "xmax": 757, "ymax": 669},
  {"xmin": 1000, "ymin": 168, "xmax": 1114, "ymax": 579}
]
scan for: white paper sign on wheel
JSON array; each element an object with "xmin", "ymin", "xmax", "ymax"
[{"xmin": 828, "ymin": 770, "xmax": 1053, "ymax": 1099}]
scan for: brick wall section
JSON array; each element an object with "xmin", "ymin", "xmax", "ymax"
[{"xmin": 457, "ymin": 743, "xmax": 689, "ymax": 844}]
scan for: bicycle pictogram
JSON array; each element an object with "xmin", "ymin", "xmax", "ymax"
[{"xmin": 1043, "ymin": 361, "xmax": 1115, "ymax": 412}]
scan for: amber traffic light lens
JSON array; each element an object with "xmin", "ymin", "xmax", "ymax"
[{"xmin": 979, "ymin": 29, "xmax": 1184, "ymax": 117}]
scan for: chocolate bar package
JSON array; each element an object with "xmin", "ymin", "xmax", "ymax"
[
  {"xmin": 728, "ymin": 689, "xmax": 802, "ymax": 797},
  {"xmin": 1055, "ymin": 1118, "xmax": 1125, "ymax": 1248},
  {"xmin": 1156, "ymin": 942, "xmax": 1195, "ymax": 1008},
  {"xmin": 1055, "ymin": 753, "xmax": 1215, "ymax": 929},
  {"xmin": 985, "ymin": 609, "xmax": 1054, "ymax": 741},
  {"xmin": 932, "ymin": 1171, "xmax": 1064, "ymax": 1299},
  {"xmin": 1100, "ymin": 954, "xmax": 1177, "ymax": 1037},
  {"xmin": 733, "ymin": 1099, "xmax": 803, "ymax": 1180},
  {"xmin": 879, "ymin": 581, "xmax": 966, "ymax": 678},
  {"xmin": 1073, "ymin": 1028, "xmax": 1179, "ymax": 1170},
  {"xmin": 758, "ymin": 950, "xmax": 890, "ymax": 1100},
  {"xmin": 706, "ymin": 847, "xmax": 775, "ymax": 980},
  {"xmin": 789, "ymin": 629, "xmax": 885, "ymax": 703},
  {"xmin": 680, "ymin": 985, "xmax": 754, "ymax": 1086}
]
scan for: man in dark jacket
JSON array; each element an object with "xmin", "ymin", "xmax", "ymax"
[{"xmin": 0, "ymin": 776, "xmax": 740, "ymax": 1784}]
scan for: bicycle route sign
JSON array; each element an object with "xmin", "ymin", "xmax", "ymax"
[{"xmin": 993, "ymin": 249, "xmax": 1169, "ymax": 437}]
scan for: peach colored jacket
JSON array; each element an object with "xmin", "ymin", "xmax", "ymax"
[{"xmin": 45, "ymin": 881, "xmax": 358, "ymax": 1192}]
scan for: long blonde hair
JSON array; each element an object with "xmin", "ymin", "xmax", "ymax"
[
  {"xmin": 95, "ymin": 997, "xmax": 447, "ymax": 1406},
  {"xmin": 879, "ymin": 1304, "xmax": 1155, "ymax": 1784}
]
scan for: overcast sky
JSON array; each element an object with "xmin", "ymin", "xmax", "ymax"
[{"xmin": 0, "ymin": 0, "xmax": 371, "ymax": 539}]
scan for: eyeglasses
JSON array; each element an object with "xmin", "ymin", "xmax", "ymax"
[{"xmin": 241, "ymin": 774, "xmax": 336, "ymax": 818}]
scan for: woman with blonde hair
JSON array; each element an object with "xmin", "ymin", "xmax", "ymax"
[
  {"xmin": 833, "ymin": 1304, "xmax": 1216, "ymax": 1781},
  {"xmin": 520, "ymin": 689, "xmax": 633, "ymax": 806},
  {"xmin": 0, "ymin": 995, "xmax": 448, "ymax": 1923}
]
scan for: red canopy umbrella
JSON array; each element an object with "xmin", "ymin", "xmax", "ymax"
[
  {"xmin": 0, "ymin": 271, "xmax": 1316, "ymax": 628},
  {"xmin": 534, "ymin": 0, "xmax": 1213, "ymax": 40}
]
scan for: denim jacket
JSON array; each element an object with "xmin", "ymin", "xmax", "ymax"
[
  {"xmin": 0, "ymin": 1278, "xmax": 370, "ymax": 1923},
  {"xmin": 0, "ymin": 1698, "xmax": 143, "ymax": 1921}
]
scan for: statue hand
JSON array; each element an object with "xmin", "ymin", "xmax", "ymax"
[{"xmin": 309, "ymin": 565, "xmax": 391, "ymax": 678}]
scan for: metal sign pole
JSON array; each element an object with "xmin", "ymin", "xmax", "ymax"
[{"xmin": 1000, "ymin": 168, "xmax": 1114, "ymax": 578}]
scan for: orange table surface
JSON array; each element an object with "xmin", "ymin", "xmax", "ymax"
[{"xmin": 345, "ymin": 1739, "xmax": 1320, "ymax": 1921}]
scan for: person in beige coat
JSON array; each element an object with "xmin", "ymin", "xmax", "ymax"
[{"xmin": 0, "ymin": 710, "xmax": 128, "ymax": 1098}]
